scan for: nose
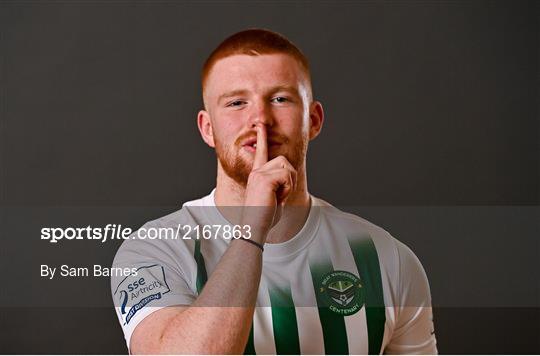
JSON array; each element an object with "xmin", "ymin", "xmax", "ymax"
[{"xmin": 247, "ymin": 100, "xmax": 274, "ymax": 128}]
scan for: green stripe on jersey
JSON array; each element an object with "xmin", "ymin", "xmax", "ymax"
[
  {"xmin": 269, "ymin": 286, "xmax": 301, "ymax": 354},
  {"xmin": 309, "ymin": 262, "xmax": 349, "ymax": 354},
  {"xmin": 348, "ymin": 236, "xmax": 386, "ymax": 354},
  {"xmin": 194, "ymin": 239, "xmax": 208, "ymax": 294},
  {"xmin": 243, "ymin": 326, "xmax": 256, "ymax": 354}
]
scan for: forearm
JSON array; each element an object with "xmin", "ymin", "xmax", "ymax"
[{"xmin": 158, "ymin": 237, "xmax": 263, "ymax": 354}]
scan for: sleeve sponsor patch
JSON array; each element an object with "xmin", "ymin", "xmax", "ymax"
[{"xmin": 113, "ymin": 264, "xmax": 171, "ymax": 325}]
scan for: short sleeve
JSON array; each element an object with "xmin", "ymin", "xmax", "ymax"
[
  {"xmin": 110, "ymin": 225, "xmax": 197, "ymax": 350},
  {"xmin": 384, "ymin": 240, "xmax": 438, "ymax": 354}
]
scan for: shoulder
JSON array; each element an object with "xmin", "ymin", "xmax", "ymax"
[
  {"xmin": 313, "ymin": 195, "xmax": 400, "ymax": 257},
  {"xmin": 312, "ymin": 195, "xmax": 430, "ymax": 299},
  {"xmin": 113, "ymin": 208, "xmax": 194, "ymax": 264},
  {"xmin": 111, "ymin": 192, "xmax": 214, "ymax": 279}
]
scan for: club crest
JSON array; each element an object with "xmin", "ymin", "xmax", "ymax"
[{"xmin": 319, "ymin": 270, "xmax": 364, "ymax": 316}]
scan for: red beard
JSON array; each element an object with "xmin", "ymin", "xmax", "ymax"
[{"xmin": 214, "ymin": 130, "xmax": 307, "ymax": 186}]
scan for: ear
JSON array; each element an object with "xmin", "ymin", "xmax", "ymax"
[
  {"xmin": 197, "ymin": 110, "xmax": 215, "ymax": 148},
  {"xmin": 308, "ymin": 100, "xmax": 324, "ymax": 140}
]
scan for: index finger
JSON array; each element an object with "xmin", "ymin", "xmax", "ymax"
[{"xmin": 252, "ymin": 124, "xmax": 268, "ymax": 170}]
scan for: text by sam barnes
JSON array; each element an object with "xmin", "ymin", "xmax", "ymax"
[{"xmin": 41, "ymin": 264, "xmax": 137, "ymax": 279}]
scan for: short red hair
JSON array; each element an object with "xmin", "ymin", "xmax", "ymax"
[{"xmin": 201, "ymin": 28, "xmax": 312, "ymax": 95}]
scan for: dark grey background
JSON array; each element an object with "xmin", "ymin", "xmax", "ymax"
[{"xmin": 0, "ymin": 0, "xmax": 538, "ymax": 354}]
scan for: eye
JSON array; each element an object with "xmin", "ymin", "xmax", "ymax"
[
  {"xmin": 227, "ymin": 100, "xmax": 246, "ymax": 107},
  {"xmin": 271, "ymin": 96, "xmax": 289, "ymax": 103}
]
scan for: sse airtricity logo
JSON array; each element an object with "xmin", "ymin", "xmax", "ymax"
[
  {"xmin": 318, "ymin": 270, "xmax": 364, "ymax": 316},
  {"xmin": 114, "ymin": 264, "xmax": 171, "ymax": 325}
]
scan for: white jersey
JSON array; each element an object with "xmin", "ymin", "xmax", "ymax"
[{"xmin": 111, "ymin": 190, "xmax": 437, "ymax": 354}]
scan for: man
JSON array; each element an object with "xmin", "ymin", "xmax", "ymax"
[{"xmin": 111, "ymin": 28, "xmax": 438, "ymax": 354}]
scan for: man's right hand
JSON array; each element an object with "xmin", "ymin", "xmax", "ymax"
[{"xmin": 241, "ymin": 124, "xmax": 297, "ymax": 241}]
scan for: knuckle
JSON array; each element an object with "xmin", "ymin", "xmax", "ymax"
[{"xmin": 277, "ymin": 155, "xmax": 288, "ymax": 164}]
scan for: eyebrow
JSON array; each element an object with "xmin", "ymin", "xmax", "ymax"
[
  {"xmin": 217, "ymin": 89, "xmax": 249, "ymax": 104},
  {"xmin": 217, "ymin": 85, "xmax": 301, "ymax": 104}
]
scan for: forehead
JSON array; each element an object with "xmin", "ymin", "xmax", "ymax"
[{"xmin": 205, "ymin": 53, "xmax": 307, "ymax": 97}]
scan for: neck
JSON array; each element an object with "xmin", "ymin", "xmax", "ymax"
[{"xmin": 214, "ymin": 162, "xmax": 311, "ymax": 244}]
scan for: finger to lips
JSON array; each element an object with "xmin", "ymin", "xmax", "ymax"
[{"xmin": 252, "ymin": 124, "xmax": 268, "ymax": 170}]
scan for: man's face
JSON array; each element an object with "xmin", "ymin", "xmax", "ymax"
[{"xmin": 202, "ymin": 53, "xmax": 313, "ymax": 186}]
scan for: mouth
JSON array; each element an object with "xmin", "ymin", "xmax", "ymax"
[{"xmin": 241, "ymin": 137, "xmax": 282, "ymax": 153}]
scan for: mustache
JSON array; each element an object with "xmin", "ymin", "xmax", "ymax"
[{"xmin": 234, "ymin": 131, "xmax": 289, "ymax": 146}]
